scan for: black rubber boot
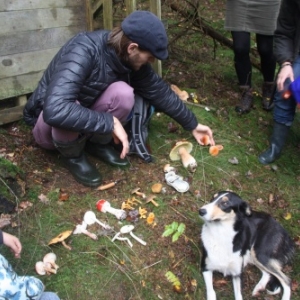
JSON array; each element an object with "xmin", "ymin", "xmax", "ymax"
[
  {"xmin": 235, "ymin": 86, "xmax": 253, "ymax": 114},
  {"xmin": 258, "ymin": 122, "xmax": 290, "ymax": 165},
  {"xmin": 53, "ymin": 136, "xmax": 102, "ymax": 187},
  {"xmin": 262, "ymin": 82, "xmax": 275, "ymax": 111},
  {"xmin": 85, "ymin": 141, "xmax": 129, "ymax": 167}
]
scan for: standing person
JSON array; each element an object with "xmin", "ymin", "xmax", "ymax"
[
  {"xmin": 258, "ymin": 0, "xmax": 300, "ymax": 164},
  {"xmin": 225, "ymin": 0, "xmax": 281, "ymax": 114},
  {"xmin": 23, "ymin": 10, "xmax": 215, "ymax": 187},
  {"xmin": 0, "ymin": 230, "xmax": 60, "ymax": 300}
]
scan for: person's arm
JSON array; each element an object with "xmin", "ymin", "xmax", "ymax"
[
  {"xmin": 1, "ymin": 231, "xmax": 22, "ymax": 258},
  {"xmin": 274, "ymin": 0, "xmax": 297, "ymax": 91}
]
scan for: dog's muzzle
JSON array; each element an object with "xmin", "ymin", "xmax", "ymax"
[{"xmin": 199, "ymin": 208, "xmax": 207, "ymax": 217}]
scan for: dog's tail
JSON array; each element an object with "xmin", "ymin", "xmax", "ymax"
[{"xmin": 266, "ymin": 275, "xmax": 281, "ymax": 295}]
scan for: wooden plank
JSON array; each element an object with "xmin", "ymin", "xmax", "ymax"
[
  {"xmin": 0, "ymin": 105, "xmax": 25, "ymax": 125},
  {"xmin": 125, "ymin": 0, "xmax": 136, "ymax": 14},
  {"xmin": 150, "ymin": 0, "xmax": 162, "ymax": 76},
  {"xmin": 103, "ymin": 0, "xmax": 113, "ymax": 30},
  {"xmin": 0, "ymin": 48, "xmax": 60, "ymax": 80},
  {"xmin": 16, "ymin": 95, "xmax": 27, "ymax": 106},
  {"xmin": 0, "ymin": 7, "xmax": 86, "ymax": 35},
  {"xmin": 91, "ymin": 0, "xmax": 103, "ymax": 15},
  {"xmin": 0, "ymin": 71, "xmax": 44, "ymax": 101},
  {"xmin": 0, "ymin": 0, "xmax": 82, "ymax": 12},
  {"xmin": 0, "ymin": 26, "xmax": 85, "ymax": 57},
  {"xmin": 85, "ymin": 0, "xmax": 93, "ymax": 31}
]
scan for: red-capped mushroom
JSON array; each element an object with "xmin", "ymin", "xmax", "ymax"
[{"xmin": 96, "ymin": 199, "xmax": 127, "ymax": 220}]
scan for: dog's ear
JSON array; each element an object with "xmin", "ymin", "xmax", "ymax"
[{"xmin": 240, "ymin": 200, "xmax": 252, "ymax": 216}]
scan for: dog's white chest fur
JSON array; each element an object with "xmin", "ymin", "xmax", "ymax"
[{"xmin": 201, "ymin": 219, "xmax": 250, "ymax": 276}]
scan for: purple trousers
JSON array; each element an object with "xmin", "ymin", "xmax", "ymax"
[{"xmin": 32, "ymin": 82, "xmax": 134, "ymax": 150}]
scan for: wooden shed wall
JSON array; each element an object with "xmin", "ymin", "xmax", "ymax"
[{"xmin": 0, "ymin": 0, "xmax": 89, "ymax": 124}]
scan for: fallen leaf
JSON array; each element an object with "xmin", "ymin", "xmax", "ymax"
[
  {"xmin": 283, "ymin": 212, "xmax": 292, "ymax": 220},
  {"xmin": 59, "ymin": 192, "xmax": 69, "ymax": 201}
]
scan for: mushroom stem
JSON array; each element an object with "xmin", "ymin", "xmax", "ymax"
[
  {"xmin": 73, "ymin": 223, "xmax": 98, "ymax": 240},
  {"xmin": 177, "ymin": 146, "xmax": 197, "ymax": 172},
  {"xmin": 61, "ymin": 240, "xmax": 72, "ymax": 251},
  {"xmin": 96, "ymin": 200, "xmax": 127, "ymax": 220}
]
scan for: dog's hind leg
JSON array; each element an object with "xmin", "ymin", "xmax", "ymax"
[
  {"xmin": 266, "ymin": 275, "xmax": 281, "ymax": 295},
  {"xmin": 252, "ymin": 270, "xmax": 271, "ymax": 296},
  {"xmin": 203, "ymin": 271, "xmax": 216, "ymax": 300},
  {"xmin": 232, "ymin": 275, "xmax": 243, "ymax": 300}
]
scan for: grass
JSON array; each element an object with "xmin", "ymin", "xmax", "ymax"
[{"xmin": 1, "ymin": 1, "xmax": 300, "ymax": 299}]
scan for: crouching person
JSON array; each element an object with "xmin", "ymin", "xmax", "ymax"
[
  {"xmin": 0, "ymin": 230, "xmax": 60, "ymax": 300},
  {"xmin": 24, "ymin": 10, "xmax": 215, "ymax": 187}
]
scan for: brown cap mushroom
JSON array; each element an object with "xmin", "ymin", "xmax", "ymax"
[
  {"xmin": 48, "ymin": 230, "xmax": 73, "ymax": 250},
  {"xmin": 169, "ymin": 141, "xmax": 197, "ymax": 172},
  {"xmin": 151, "ymin": 183, "xmax": 163, "ymax": 194},
  {"xmin": 131, "ymin": 188, "xmax": 146, "ymax": 198}
]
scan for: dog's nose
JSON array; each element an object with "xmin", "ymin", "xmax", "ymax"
[{"xmin": 199, "ymin": 208, "xmax": 206, "ymax": 216}]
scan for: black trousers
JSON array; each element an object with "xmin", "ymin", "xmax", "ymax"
[{"xmin": 231, "ymin": 31, "xmax": 276, "ymax": 86}]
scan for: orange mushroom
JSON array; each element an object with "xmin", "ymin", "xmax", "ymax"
[
  {"xmin": 209, "ymin": 145, "xmax": 224, "ymax": 156},
  {"xmin": 201, "ymin": 135, "xmax": 211, "ymax": 146}
]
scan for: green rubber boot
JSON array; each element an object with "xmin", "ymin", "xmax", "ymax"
[
  {"xmin": 85, "ymin": 141, "xmax": 129, "ymax": 167},
  {"xmin": 53, "ymin": 136, "xmax": 102, "ymax": 187},
  {"xmin": 258, "ymin": 122, "xmax": 290, "ymax": 165}
]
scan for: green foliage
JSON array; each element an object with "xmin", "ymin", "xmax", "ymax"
[{"xmin": 162, "ymin": 221, "xmax": 186, "ymax": 242}]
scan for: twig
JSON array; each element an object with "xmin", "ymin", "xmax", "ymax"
[
  {"xmin": 169, "ymin": 206, "xmax": 188, "ymax": 219},
  {"xmin": 133, "ymin": 260, "xmax": 162, "ymax": 274}
]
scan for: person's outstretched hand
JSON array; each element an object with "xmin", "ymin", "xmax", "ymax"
[
  {"xmin": 192, "ymin": 124, "xmax": 215, "ymax": 146},
  {"xmin": 277, "ymin": 64, "xmax": 294, "ymax": 91},
  {"xmin": 2, "ymin": 231, "xmax": 22, "ymax": 258},
  {"xmin": 112, "ymin": 116, "xmax": 129, "ymax": 159}
]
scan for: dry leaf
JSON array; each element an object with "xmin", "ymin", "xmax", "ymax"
[
  {"xmin": 283, "ymin": 212, "xmax": 292, "ymax": 220},
  {"xmin": 59, "ymin": 192, "xmax": 69, "ymax": 201}
]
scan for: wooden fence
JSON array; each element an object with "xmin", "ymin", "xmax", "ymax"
[{"xmin": 0, "ymin": 0, "xmax": 161, "ymax": 125}]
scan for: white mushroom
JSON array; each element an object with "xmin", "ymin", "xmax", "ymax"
[
  {"xmin": 73, "ymin": 221, "xmax": 98, "ymax": 240},
  {"xmin": 169, "ymin": 141, "xmax": 197, "ymax": 172},
  {"xmin": 35, "ymin": 261, "xmax": 56, "ymax": 275},
  {"xmin": 43, "ymin": 253, "xmax": 59, "ymax": 271},
  {"xmin": 163, "ymin": 164, "xmax": 175, "ymax": 173},
  {"xmin": 35, "ymin": 261, "xmax": 46, "ymax": 275}
]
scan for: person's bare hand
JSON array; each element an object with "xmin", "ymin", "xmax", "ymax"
[
  {"xmin": 2, "ymin": 232, "xmax": 22, "ymax": 258},
  {"xmin": 192, "ymin": 124, "xmax": 215, "ymax": 146},
  {"xmin": 112, "ymin": 117, "xmax": 129, "ymax": 159},
  {"xmin": 277, "ymin": 65, "xmax": 294, "ymax": 91}
]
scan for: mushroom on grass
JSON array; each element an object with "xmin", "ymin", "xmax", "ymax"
[
  {"xmin": 169, "ymin": 141, "xmax": 197, "ymax": 172},
  {"xmin": 73, "ymin": 222, "xmax": 98, "ymax": 240},
  {"xmin": 43, "ymin": 253, "xmax": 59, "ymax": 272},
  {"xmin": 96, "ymin": 199, "xmax": 127, "ymax": 220},
  {"xmin": 48, "ymin": 230, "xmax": 73, "ymax": 250}
]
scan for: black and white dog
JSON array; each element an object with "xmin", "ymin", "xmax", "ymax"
[{"xmin": 199, "ymin": 191, "xmax": 294, "ymax": 300}]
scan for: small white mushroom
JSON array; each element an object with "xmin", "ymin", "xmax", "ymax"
[
  {"xmin": 35, "ymin": 261, "xmax": 46, "ymax": 275},
  {"xmin": 73, "ymin": 221, "xmax": 98, "ymax": 240},
  {"xmin": 43, "ymin": 253, "xmax": 59, "ymax": 271}
]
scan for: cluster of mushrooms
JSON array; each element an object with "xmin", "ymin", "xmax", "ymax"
[{"xmin": 35, "ymin": 253, "xmax": 59, "ymax": 275}]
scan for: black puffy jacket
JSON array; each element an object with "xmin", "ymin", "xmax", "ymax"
[
  {"xmin": 274, "ymin": 0, "xmax": 300, "ymax": 64},
  {"xmin": 23, "ymin": 30, "xmax": 198, "ymax": 134}
]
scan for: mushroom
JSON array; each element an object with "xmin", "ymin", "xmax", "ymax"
[
  {"xmin": 73, "ymin": 222, "xmax": 98, "ymax": 240},
  {"xmin": 43, "ymin": 252, "xmax": 59, "ymax": 272},
  {"xmin": 209, "ymin": 145, "xmax": 224, "ymax": 156},
  {"xmin": 145, "ymin": 195, "xmax": 159, "ymax": 207},
  {"xmin": 112, "ymin": 225, "xmax": 146, "ymax": 246},
  {"xmin": 48, "ymin": 230, "xmax": 73, "ymax": 250},
  {"xmin": 83, "ymin": 210, "xmax": 112, "ymax": 230},
  {"xmin": 96, "ymin": 199, "xmax": 127, "ymax": 220},
  {"xmin": 121, "ymin": 202, "xmax": 134, "ymax": 210},
  {"xmin": 169, "ymin": 141, "xmax": 197, "ymax": 172},
  {"xmin": 201, "ymin": 135, "xmax": 211, "ymax": 146},
  {"xmin": 35, "ymin": 261, "xmax": 56, "ymax": 275},
  {"xmin": 151, "ymin": 183, "xmax": 163, "ymax": 194},
  {"xmin": 35, "ymin": 261, "xmax": 47, "ymax": 275},
  {"xmin": 131, "ymin": 188, "xmax": 146, "ymax": 198}
]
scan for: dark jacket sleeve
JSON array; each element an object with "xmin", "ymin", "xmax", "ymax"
[
  {"xmin": 43, "ymin": 43, "xmax": 114, "ymax": 134},
  {"xmin": 130, "ymin": 64, "xmax": 198, "ymax": 131},
  {"xmin": 274, "ymin": 0, "xmax": 298, "ymax": 64},
  {"xmin": 0, "ymin": 230, "xmax": 3, "ymax": 245}
]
